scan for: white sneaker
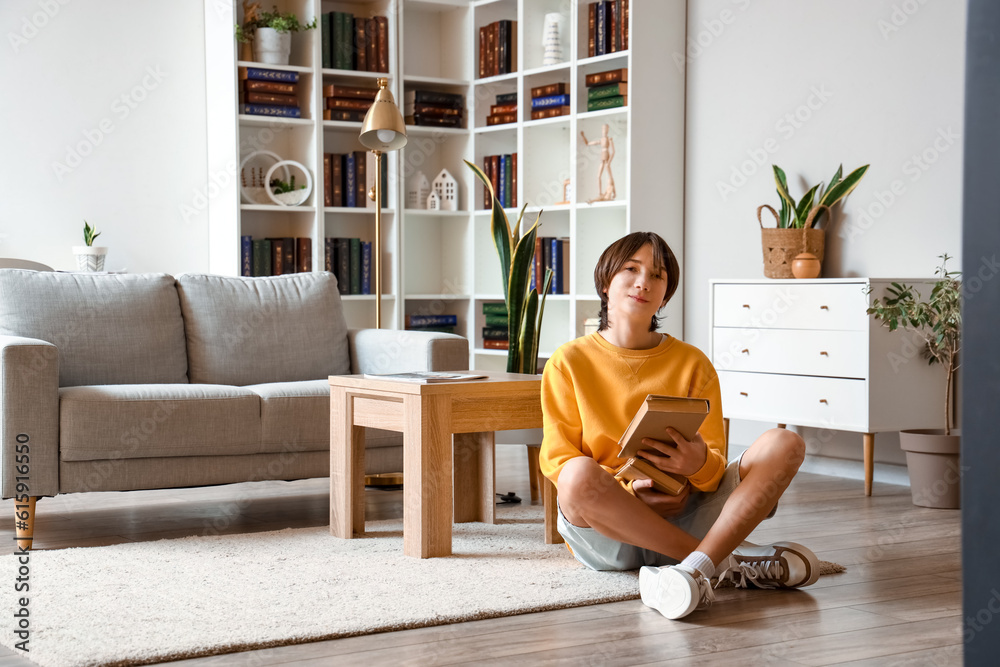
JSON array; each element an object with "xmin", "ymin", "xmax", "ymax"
[
  {"xmin": 717, "ymin": 541, "xmax": 820, "ymax": 589},
  {"xmin": 639, "ymin": 564, "xmax": 715, "ymax": 620}
]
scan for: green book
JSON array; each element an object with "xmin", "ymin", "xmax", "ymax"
[
  {"xmin": 586, "ymin": 95, "xmax": 627, "ymax": 112},
  {"xmin": 349, "ymin": 238, "xmax": 361, "ymax": 294},
  {"xmin": 252, "ymin": 239, "xmax": 271, "ymax": 277},
  {"xmin": 482, "ymin": 302, "xmax": 507, "ymax": 316},
  {"xmin": 321, "ymin": 13, "xmax": 332, "ymax": 69},
  {"xmin": 484, "ymin": 314, "xmax": 508, "ymax": 328},
  {"xmin": 587, "ymin": 82, "xmax": 628, "ymax": 101}
]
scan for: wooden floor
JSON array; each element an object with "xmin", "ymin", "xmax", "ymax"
[{"xmin": 0, "ymin": 448, "xmax": 962, "ymax": 666}]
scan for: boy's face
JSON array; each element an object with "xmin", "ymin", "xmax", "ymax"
[{"xmin": 604, "ymin": 243, "xmax": 668, "ymax": 328}]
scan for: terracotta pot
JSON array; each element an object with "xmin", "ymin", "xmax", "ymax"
[
  {"xmin": 791, "ymin": 252, "xmax": 821, "ymax": 279},
  {"xmin": 899, "ymin": 429, "xmax": 961, "ymax": 509}
]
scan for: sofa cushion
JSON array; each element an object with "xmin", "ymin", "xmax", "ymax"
[
  {"xmin": 59, "ymin": 384, "xmax": 261, "ymax": 461},
  {"xmin": 0, "ymin": 270, "xmax": 188, "ymax": 387},
  {"xmin": 176, "ymin": 273, "xmax": 350, "ymax": 386},
  {"xmin": 246, "ymin": 379, "xmax": 401, "ymax": 454}
]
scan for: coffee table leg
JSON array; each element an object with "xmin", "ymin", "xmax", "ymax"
[
  {"xmin": 330, "ymin": 388, "xmax": 366, "ymax": 539},
  {"xmin": 454, "ymin": 431, "xmax": 495, "ymax": 524},
  {"xmin": 404, "ymin": 394, "xmax": 453, "ymax": 558}
]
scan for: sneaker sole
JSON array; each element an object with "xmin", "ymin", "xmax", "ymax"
[
  {"xmin": 772, "ymin": 541, "xmax": 820, "ymax": 588},
  {"xmin": 639, "ymin": 566, "xmax": 698, "ymax": 620}
]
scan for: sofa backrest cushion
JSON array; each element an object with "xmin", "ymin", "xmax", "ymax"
[
  {"xmin": 0, "ymin": 270, "xmax": 189, "ymax": 387},
  {"xmin": 176, "ymin": 272, "xmax": 350, "ymax": 385}
]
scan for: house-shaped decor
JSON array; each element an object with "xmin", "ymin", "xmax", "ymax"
[
  {"xmin": 406, "ymin": 171, "xmax": 430, "ymax": 210},
  {"xmin": 426, "ymin": 190, "xmax": 441, "ymax": 210},
  {"xmin": 432, "ymin": 168, "xmax": 458, "ymax": 211}
]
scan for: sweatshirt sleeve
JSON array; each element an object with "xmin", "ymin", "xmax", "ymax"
[
  {"xmin": 685, "ymin": 372, "xmax": 728, "ymax": 492},
  {"xmin": 539, "ymin": 357, "xmax": 586, "ymax": 487}
]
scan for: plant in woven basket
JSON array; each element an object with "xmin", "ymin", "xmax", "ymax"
[
  {"xmin": 465, "ymin": 160, "xmax": 553, "ymax": 374},
  {"xmin": 758, "ymin": 164, "xmax": 869, "ymax": 229},
  {"xmin": 866, "ymin": 255, "xmax": 961, "ymax": 435}
]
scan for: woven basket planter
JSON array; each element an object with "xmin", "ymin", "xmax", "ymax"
[{"xmin": 758, "ymin": 204, "xmax": 826, "ymax": 279}]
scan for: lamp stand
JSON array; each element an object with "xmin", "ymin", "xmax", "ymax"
[{"xmin": 369, "ymin": 149, "xmax": 383, "ymax": 329}]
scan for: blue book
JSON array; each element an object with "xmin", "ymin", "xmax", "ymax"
[
  {"xmin": 549, "ymin": 237, "xmax": 562, "ymax": 294},
  {"xmin": 241, "ymin": 235, "xmax": 253, "ymax": 277},
  {"xmin": 241, "ymin": 67, "xmax": 299, "ymax": 83},
  {"xmin": 498, "ymin": 155, "xmax": 507, "ymax": 208},
  {"xmin": 531, "ymin": 94, "xmax": 571, "ymax": 109},
  {"xmin": 596, "ymin": 1, "xmax": 608, "ymax": 56},
  {"xmin": 349, "ymin": 238, "xmax": 361, "ymax": 294},
  {"xmin": 239, "ymin": 104, "xmax": 301, "ymax": 118},
  {"xmin": 345, "ymin": 153, "xmax": 357, "ymax": 207},
  {"xmin": 361, "ymin": 241, "xmax": 371, "ymax": 294},
  {"xmin": 406, "ymin": 314, "xmax": 458, "ymax": 327}
]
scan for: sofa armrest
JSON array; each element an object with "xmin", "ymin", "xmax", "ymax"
[
  {"xmin": 347, "ymin": 329, "xmax": 469, "ymax": 374},
  {"xmin": 1, "ymin": 336, "xmax": 59, "ymax": 498}
]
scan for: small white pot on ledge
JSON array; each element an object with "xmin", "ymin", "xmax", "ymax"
[{"xmin": 72, "ymin": 246, "xmax": 108, "ymax": 272}]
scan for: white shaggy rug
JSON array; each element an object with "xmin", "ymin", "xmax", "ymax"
[{"xmin": 0, "ymin": 505, "xmax": 639, "ymax": 667}]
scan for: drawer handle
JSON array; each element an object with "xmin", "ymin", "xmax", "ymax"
[
  {"xmin": 741, "ymin": 348, "xmax": 750, "ymax": 355},
  {"xmin": 819, "ymin": 351, "xmax": 829, "ymax": 356},
  {"xmin": 739, "ymin": 391, "xmax": 749, "ymax": 397},
  {"xmin": 819, "ymin": 399, "xmax": 829, "ymax": 405},
  {"xmin": 742, "ymin": 304, "xmax": 751, "ymax": 309},
  {"xmin": 819, "ymin": 305, "xmax": 829, "ymax": 310}
]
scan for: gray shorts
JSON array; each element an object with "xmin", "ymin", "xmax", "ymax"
[{"xmin": 556, "ymin": 454, "xmax": 773, "ymax": 571}]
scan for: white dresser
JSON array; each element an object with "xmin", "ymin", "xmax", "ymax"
[{"xmin": 708, "ymin": 278, "xmax": 946, "ymax": 495}]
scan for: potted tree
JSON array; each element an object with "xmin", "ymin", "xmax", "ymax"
[
  {"xmin": 236, "ymin": 4, "xmax": 317, "ymax": 66},
  {"xmin": 72, "ymin": 221, "xmax": 108, "ymax": 272},
  {"xmin": 867, "ymin": 255, "xmax": 962, "ymax": 508}
]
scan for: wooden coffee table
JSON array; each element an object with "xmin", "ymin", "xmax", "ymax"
[{"xmin": 328, "ymin": 371, "xmax": 559, "ymax": 558}]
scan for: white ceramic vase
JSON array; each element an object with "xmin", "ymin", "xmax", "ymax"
[
  {"xmin": 72, "ymin": 246, "xmax": 108, "ymax": 272},
  {"xmin": 254, "ymin": 28, "xmax": 291, "ymax": 65},
  {"xmin": 542, "ymin": 13, "xmax": 565, "ymax": 66}
]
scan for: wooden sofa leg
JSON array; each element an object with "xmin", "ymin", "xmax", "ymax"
[{"xmin": 15, "ymin": 497, "xmax": 36, "ymax": 551}]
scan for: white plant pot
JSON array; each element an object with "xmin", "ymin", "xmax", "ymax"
[
  {"xmin": 254, "ymin": 28, "xmax": 291, "ymax": 65},
  {"xmin": 72, "ymin": 246, "xmax": 108, "ymax": 272}
]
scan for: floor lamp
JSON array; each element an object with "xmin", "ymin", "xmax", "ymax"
[{"xmin": 359, "ymin": 77, "xmax": 407, "ymax": 329}]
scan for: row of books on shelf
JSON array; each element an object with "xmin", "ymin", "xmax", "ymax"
[
  {"xmin": 531, "ymin": 237, "xmax": 571, "ymax": 295},
  {"xmin": 323, "ymin": 83, "xmax": 375, "ymax": 122},
  {"xmin": 482, "ymin": 154, "xmax": 517, "ymax": 209},
  {"xmin": 585, "ymin": 68, "xmax": 628, "ymax": 112},
  {"xmin": 325, "ymin": 237, "xmax": 371, "ymax": 295},
  {"xmin": 322, "ymin": 151, "xmax": 387, "ymax": 208},
  {"xmin": 478, "ymin": 20, "xmax": 518, "ymax": 79},
  {"xmin": 530, "ymin": 82, "xmax": 570, "ymax": 120},
  {"xmin": 404, "ymin": 313, "xmax": 458, "ymax": 335},
  {"xmin": 241, "ymin": 236, "xmax": 312, "ymax": 277},
  {"xmin": 481, "ymin": 302, "xmax": 509, "ymax": 350},
  {"xmin": 587, "ymin": 0, "xmax": 630, "ymax": 57},
  {"xmin": 486, "ymin": 91, "xmax": 518, "ymax": 126},
  {"xmin": 238, "ymin": 67, "xmax": 302, "ymax": 118},
  {"xmin": 404, "ymin": 90, "xmax": 466, "ymax": 128},
  {"xmin": 320, "ymin": 11, "xmax": 389, "ymax": 73}
]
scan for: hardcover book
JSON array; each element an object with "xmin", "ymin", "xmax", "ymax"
[
  {"xmin": 617, "ymin": 394, "xmax": 710, "ymax": 460},
  {"xmin": 614, "ymin": 457, "xmax": 687, "ymax": 496},
  {"xmin": 406, "ymin": 314, "xmax": 458, "ymax": 328},
  {"xmin": 586, "ymin": 95, "xmax": 627, "ymax": 112},
  {"xmin": 241, "ymin": 236, "xmax": 253, "ymax": 277},
  {"xmin": 531, "ymin": 94, "xmax": 571, "ymax": 109},
  {"xmin": 239, "ymin": 104, "xmax": 301, "ymax": 118},
  {"xmin": 585, "ymin": 67, "xmax": 629, "ymax": 87},
  {"xmin": 238, "ymin": 67, "xmax": 299, "ymax": 83},
  {"xmin": 360, "ymin": 241, "xmax": 371, "ymax": 294},
  {"xmin": 587, "ymin": 82, "xmax": 629, "ymax": 100},
  {"xmin": 361, "ymin": 371, "xmax": 488, "ymax": 384},
  {"xmin": 322, "ymin": 84, "xmax": 377, "ymax": 100},
  {"xmin": 244, "ymin": 80, "xmax": 297, "ymax": 94},
  {"xmin": 530, "ymin": 82, "xmax": 568, "ymax": 98}
]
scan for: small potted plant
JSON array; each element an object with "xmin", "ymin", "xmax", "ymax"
[
  {"xmin": 236, "ymin": 3, "xmax": 317, "ymax": 66},
  {"xmin": 757, "ymin": 164, "xmax": 869, "ymax": 278},
  {"xmin": 867, "ymin": 255, "xmax": 962, "ymax": 508},
  {"xmin": 73, "ymin": 221, "xmax": 108, "ymax": 272}
]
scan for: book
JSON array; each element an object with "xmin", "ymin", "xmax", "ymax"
[
  {"xmin": 585, "ymin": 67, "xmax": 629, "ymax": 87},
  {"xmin": 238, "ymin": 67, "xmax": 299, "ymax": 83},
  {"xmin": 587, "ymin": 82, "xmax": 628, "ymax": 100},
  {"xmin": 360, "ymin": 241, "xmax": 371, "ymax": 294},
  {"xmin": 530, "ymin": 106, "xmax": 570, "ymax": 120},
  {"xmin": 375, "ymin": 16, "xmax": 389, "ymax": 72},
  {"xmin": 244, "ymin": 80, "xmax": 296, "ymax": 94},
  {"xmin": 483, "ymin": 339, "xmax": 509, "ymax": 350},
  {"xmin": 406, "ymin": 314, "xmax": 458, "ymax": 327},
  {"xmin": 241, "ymin": 236, "xmax": 253, "ymax": 277},
  {"xmin": 362, "ymin": 371, "xmax": 489, "ymax": 383},
  {"xmin": 617, "ymin": 394, "xmax": 711, "ymax": 460},
  {"xmin": 486, "ymin": 113, "xmax": 517, "ymax": 126},
  {"xmin": 482, "ymin": 302, "xmax": 507, "ymax": 316},
  {"xmin": 242, "ymin": 91, "xmax": 298, "ymax": 106},
  {"xmin": 530, "ymin": 82, "xmax": 568, "ymax": 98},
  {"xmin": 495, "ymin": 92, "xmax": 517, "ymax": 105},
  {"xmin": 327, "ymin": 97, "xmax": 374, "ymax": 111},
  {"xmin": 349, "ymin": 237, "xmax": 361, "ymax": 293},
  {"xmin": 334, "ymin": 237, "xmax": 351, "ymax": 293},
  {"xmin": 354, "ymin": 17, "xmax": 367, "ymax": 71},
  {"xmin": 296, "ymin": 238, "xmax": 312, "ymax": 273},
  {"xmin": 322, "ymin": 84, "xmax": 377, "ymax": 100},
  {"xmin": 586, "ymin": 95, "xmax": 627, "ymax": 112},
  {"xmin": 531, "ymin": 94, "xmax": 571, "ymax": 109},
  {"xmin": 404, "ymin": 90, "xmax": 465, "ymax": 108},
  {"xmin": 239, "ymin": 104, "xmax": 301, "ymax": 118},
  {"xmin": 323, "ymin": 109, "xmax": 366, "ymax": 122},
  {"xmin": 614, "ymin": 457, "xmax": 688, "ymax": 496},
  {"xmin": 345, "ymin": 153, "xmax": 356, "ymax": 207}
]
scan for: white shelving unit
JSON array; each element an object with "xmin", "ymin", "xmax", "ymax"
[{"xmin": 206, "ymin": 0, "xmax": 687, "ymax": 365}]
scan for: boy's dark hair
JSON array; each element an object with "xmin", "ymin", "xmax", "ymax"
[{"xmin": 593, "ymin": 231, "xmax": 680, "ymax": 332}]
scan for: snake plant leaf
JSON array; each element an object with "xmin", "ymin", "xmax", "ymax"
[
  {"xmin": 531, "ymin": 269, "xmax": 554, "ymax": 373},
  {"xmin": 773, "ymin": 166, "xmax": 797, "ymax": 227},
  {"xmin": 794, "ymin": 184, "xmax": 821, "ymax": 228},
  {"xmin": 823, "ymin": 164, "xmax": 844, "ymax": 199},
  {"xmin": 512, "ymin": 202, "xmax": 528, "ymax": 245},
  {"xmin": 818, "ymin": 164, "xmax": 870, "ymax": 209},
  {"xmin": 506, "ymin": 216, "xmax": 541, "ymax": 372},
  {"xmin": 465, "ymin": 160, "xmax": 513, "ymax": 299},
  {"xmin": 519, "ymin": 291, "xmax": 538, "ymax": 374}
]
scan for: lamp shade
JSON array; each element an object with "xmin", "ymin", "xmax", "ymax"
[{"xmin": 359, "ymin": 77, "xmax": 407, "ymax": 152}]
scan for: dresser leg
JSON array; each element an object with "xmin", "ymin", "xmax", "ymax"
[{"xmin": 863, "ymin": 433, "xmax": 875, "ymax": 496}]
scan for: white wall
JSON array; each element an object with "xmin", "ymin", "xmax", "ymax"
[
  {"xmin": 682, "ymin": 0, "xmax": 966, "ymax": 474},
  {"xmin": 0, "ymin": 0, "xmax": 209, "ymax": 273}
]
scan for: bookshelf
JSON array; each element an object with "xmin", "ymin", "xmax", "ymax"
[{"xmin": 206, "ymin": 0, "xmax": 686, "ymax": 364}]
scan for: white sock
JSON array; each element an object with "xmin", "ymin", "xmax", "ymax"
[{"xmin": 680, "ymin": 551, "xmax": 716, "ymax": 579}]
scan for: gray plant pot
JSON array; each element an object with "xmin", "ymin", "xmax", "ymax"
[
  {"xmin": 253, "ymin": 28, "xmax": 291, "ymax": 65},
  {"xmin": 899, "ymin": 429, "xmax": 961, "ymax": 509}
]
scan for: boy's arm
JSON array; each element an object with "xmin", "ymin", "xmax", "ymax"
[{"xmin": 686, "ymin": 373, "xmax": 728, "ymax": 491}]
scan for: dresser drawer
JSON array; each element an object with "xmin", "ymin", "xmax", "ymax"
[
  {"xmin": 712, "ymin": 328, "xmax": 868, "ymax": 379},
  {"xmin": 713, "ymin": 282, "xmax": 869, "ymax": 331},
  {"xmin": 718, "ymin": 371, "xmax": 868, "ymax": 430}
]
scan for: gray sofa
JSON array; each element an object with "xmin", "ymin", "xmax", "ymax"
[{"xmin": 0, "ymin": 270, "xmax": 468, "ymax": 546}]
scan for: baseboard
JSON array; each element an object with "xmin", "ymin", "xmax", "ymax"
[{"xmin": 728, "ymin": 444, "xmax": 910, "ymax": 488}]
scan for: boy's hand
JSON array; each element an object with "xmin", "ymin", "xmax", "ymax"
[
  {"xmin": 632, "ymin": 479, "xmax": 691, "ymax": 518},
  {"xmin": 637, "ymin": 428, "xmax": 708, "ymax": 477}
]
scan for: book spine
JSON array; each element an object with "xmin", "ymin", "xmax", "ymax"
[
  {"xmin": 238, "ymin": 104, "xmax": 301, "ymax": 118},
  {"xmin": 530, "ymin": 94, "xmax": 571, "ymax": 109},
  {"xmin": 354, "ymin": 17, "xmax": 367, "ymax": 72},
  {"xmin": 407, "ymin": 114, "xmax": 463, "ymax": 128},
  {"xmin": 511, "ymin": 153, "xmax": 517, "ymax": 208},
  {"xmin": 588, "ymin": 3, "xmax": 596, "ymax": 58},
  {"xmin": 259, "ymin": 239, "xmax": 272, "ymax": 276},
  {"xmin": 340, "ymin": 12, "xmax": 354, "ymax": 70},
  {"xmin": 490, "ymin": 103, "xmax": 518, "ymax": 115},
  {"xmin": 484, "ymin": 314, "xmax": 508, "ymax": 328},
  {"xmin": 585, "ymin": 68, "xmax": 628, "ymax": 86},
  {"xmin": 609, "ymin": 0, "xmax": 618, "ymax": 53},
  {"xmin": 345, "ymin": 153, "xmax": 356, "ymax": 207},
  {"xmin": 481, "ymin": 302, "xmax": 507, "ymax": 315},
  {"xmin": 361, "ymin": 241, "xmax": 371, "ymax": 294},
  {"xmin": 324, "ymin": 109, "xmax": 366, "ymax": 123},
  {"xmin": 529, "ymin": 82, "xmax": 567, "ymax": 98},
  {"xmin": 267, "ymin": 238, "xmax": 283, "ymax": 275},
  {"xmin": 406, "ymin": 314, "xmax": 458, "ymax": 327},
  {"xmin": 323, "ymin": 84, "xmax": 376, "ymax": 100},
  {"xmin": 366, "ymin": 17, "xmax": 377, "ymax": 72},
  {"xmin": 321, "ymin": 13, "xmax": 332, "ymax": 69},
  {"xmin": 332, "ymin": 154, "xmax": 343, "ymax": 207},
  {"xmin": 495, "ymin": 92, "xmax": 518, "ymax": 104},
  {"xmin": 483, "ymin": 339, "xmax": 509, "ymax": 350},
  {"xmin": 498, "ymin": 20, "xmax": 508, "ymax": 76},
  {"xmin": 498, "ymin": 155, "xmax": 507, "ymax": 208},
  {"xmin": 297, "ymin": 238, "xmax": 311, "ymax": 273},
  {"xmin": 241, "ymin": 236, "xmax": 253, "ymax": 277},
  {"xmin": 623, "ymin": 0, "xmax": 629, "ymax": 50},
  {"xmin": 586, "ymin": 95, "xmax": 626, "ymax": 112},
  {"xmin": 240, "ymin": 67, "xmax": 299, "ymax": 83},
  {"xmin": 490, "ymin": 155, "xmax": 500, "ymax": 204},
  {"xmin": 533, "ymin": 236, "xmax": 543, "ymax": 295},
  {"xmin": 244, "ymin": 80, "xmax": 296, "ymax": 94},
  {"xmin": 479, "ymin": 26, "xmax": 486, "ymax": 79},
  {"xmin": 483, "ymin": 155, "xmax": 492, "ymax": 209},
  {"xmin": 242, "ymin": 92, "xmax": 298, "ymax": 106},
  {"xmin": 324, "ymin": 237, "xmax": 334, "ymax": 272},
  {"xmin": 282, "ymin": 237, "xmax": 295, "ymax": 274},
  {"xmin": 335, "ymin": 238, "xmax": 350, "ymax": 294},
  {"xmin": 530, "ymin": 106, "xmax": 570, "ymax": 120},
  {"xmin": 486, "ymin": 113, "xmax": 517, "ymax": 126},
  {"xmin": 408, "ymin": 90, "xmax": 464, "ymax": 107},
  {"xmin": 561, "ymin": 238, "xmax": 570, "ymax": 295},
  {"xmin": 503, "ymin": 154, "xmax": 512, "ymax": 210},
  {"xmin": 327, "ymin": 98, "xmax": 374, "ymax": 111},
  {"xmin": 596, "ymin": 1, "xmax": 607, "ymax": 56},
  {"xmin": 482, "ymin": 327, "xmax": 509, "ymax": 340},
  {"xmin": 354, "ymin": 151, "xmax": 366, "ymax": 208},
  {"xmin": 349, "ymin": 237, "xmax": 361, "ymax": 294},
  {"xmin": 550, "ymin": 238, "xmax": 562, "ymax": 294},
  {"xmin": 587, "ymin": 82, "xmax": 628, "ymax": 100},
  {"xmin": 376, "ymin": 16, "xmax": 389, "ymax": 73},
  {"xmin": 323, "ymin": 154, "xmax": 332, "ymax": 207}
]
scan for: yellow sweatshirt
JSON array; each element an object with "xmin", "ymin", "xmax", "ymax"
[{"xmin": 540, "ymin": 332, "xmax": 728, "ymax": 492}]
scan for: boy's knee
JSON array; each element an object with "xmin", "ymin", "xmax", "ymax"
[
  {"xmin": 556, "ymin": 457, "xmax": 615, "ymax": 508},
  {"xmin": 767, "ymin": 428, "xmax": 806, "ymax": 467}
]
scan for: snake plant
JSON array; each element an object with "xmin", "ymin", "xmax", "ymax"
[{"xmin": 763, "ymin": 164, "xmax": 870, "ymax": 229}]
